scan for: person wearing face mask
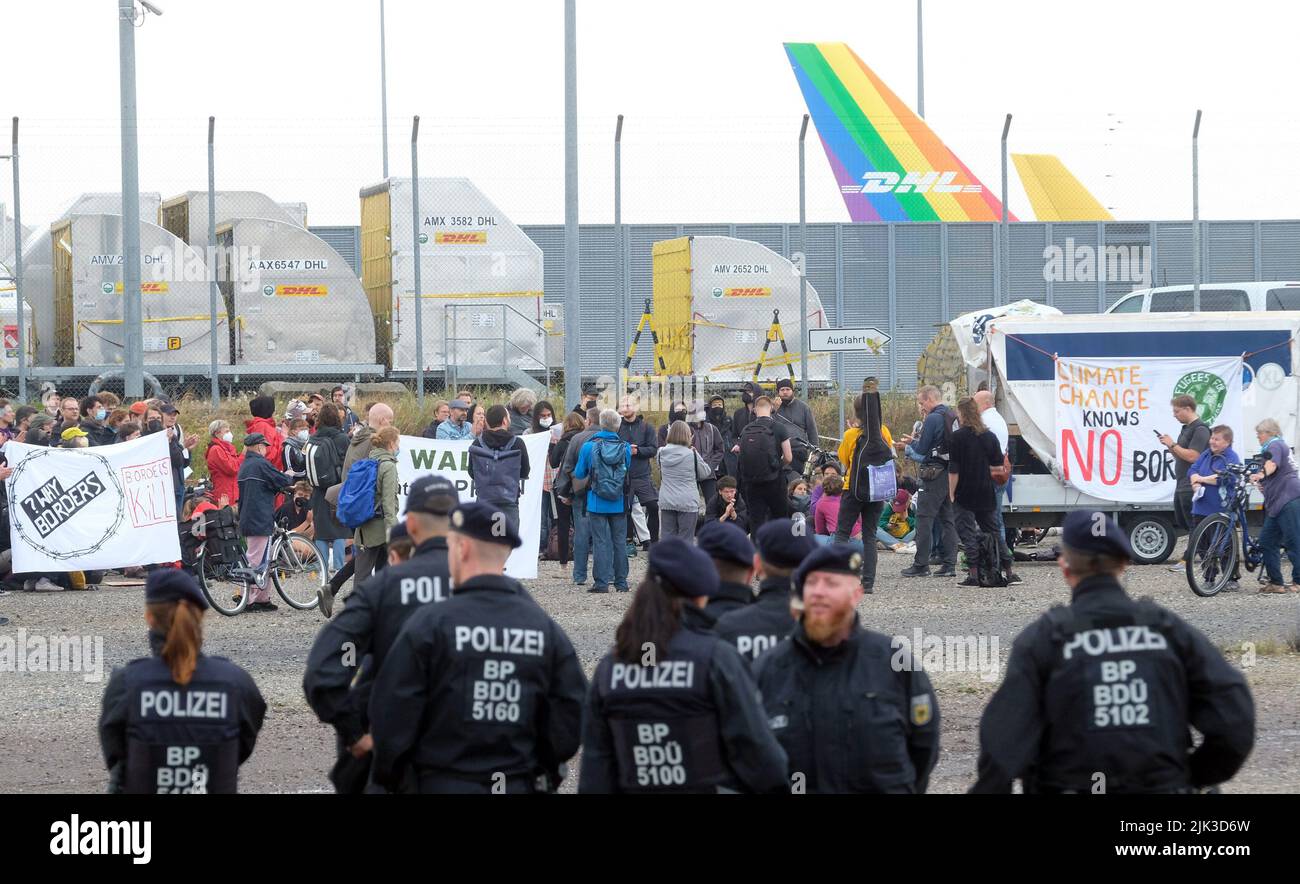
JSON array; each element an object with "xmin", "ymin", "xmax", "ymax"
[
  {"xmin": 282, "ymin": 418, "xmax": 311, "ymax": 483},
  {"xmin": 205, "ymin": 420, "xmax": 244, "ymax": 506},
  {"xmin": 531, "ymin": 400, "xmax": 559, "ymax": 542},
  {"xmin": 98, "ymin": 569, "xmax": 267, "ymax": 793},
  {"xmin": 77, "ymin": 395, "xmax": 117, "ymax": 447},
  {"xmin": 731, "ymin": 382, "xmax": 760, "ymax": 441},
  {"xmin": 706, "ymin": 394, "xmax": 737, "ymax": 480}
]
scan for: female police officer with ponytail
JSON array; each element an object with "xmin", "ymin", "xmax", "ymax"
[
  {"xmin": 579, "ymin": 536, "xmax": 789, "ymax": 794},
  {"xmin": 99, "ymin": 570, "xmax": 266, "ymax": 793}
]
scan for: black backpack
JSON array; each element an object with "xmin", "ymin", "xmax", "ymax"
[
  {"xmin": 931, "ymin": 405, "xmax": 957, "ymax": 461},
  {"xmin": 738, "ymin": 418, "xmax": 780, "ymax": 483},
  {"xmin": 977, "ymin": 530, "xmax": 1008, "ymax": 587},
  {"xmin": 304, "ymin": 438, "xmax": 341, "ymax": 489}
]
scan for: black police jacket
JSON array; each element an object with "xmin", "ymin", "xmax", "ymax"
[
  {"xmin": 972, "ymin": 574, "xmax": 1254, "ymax": 794},
  {"xmin": 98, "ymin": 636, "xmax": 266, "ymax": 794},
  {"xmin": 578, "ymin": 604, "xmax": 788, "ymax": 794},
  {"xmin": 303, "ymin": 536, "xmax": 452, "ymax": 747},
  {"xmin": 714, "ymin": 577, "xmax": 796, "ymax": 664},
  {"xmin": 754, "ymin": 616, "xmax": 940, "ymax": 793},
  {"xmin": 368, "ymin": 573, "xmax": 587, "ymax": 793},
  {"xmin": 704, "ymin": 580, "xmax": 753, "ymax": 621}
]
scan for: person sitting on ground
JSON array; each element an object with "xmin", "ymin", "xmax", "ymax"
[
  {"xmin": 788, "ymin": 478, "xmax": 811, "ymax": 519},
  {"xmin": 808, "ymin": 461, "xmax": 842, "ymax": 525},
  {"xmin": 706, "ymin": 475, "xmax": 749, "ymax": 534},
  {"xmin": 813, "ymin": 474, "xmax": 863, "ymax": 549},
  {"xmin": 435, "ymin": 399, "xmax": 475, "ymax": 441},
  {"xmin": 277, "ymin": 480, "xmax": 314, "ymax": 534},
  {"xmin": 875, "ymin": 488, "xmax": 916, "ymax": 553}
]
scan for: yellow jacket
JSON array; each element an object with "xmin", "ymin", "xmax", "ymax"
[{"xmin": 838, "ymin": 424, "xmax": 893, "ymax": 493}]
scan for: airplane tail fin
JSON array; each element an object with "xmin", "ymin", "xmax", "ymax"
[{"xmin": 1012, "ymin": 153, "xmax": 1113, "ymax": 221}]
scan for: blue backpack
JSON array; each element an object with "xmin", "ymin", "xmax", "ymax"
[
  {"xmin": 591, "ymin": 438, "xmax": 628, "ymax": 501},
  {"xmin": 336, "ymin": 459, "xmax": 381, "ymax": 529}
]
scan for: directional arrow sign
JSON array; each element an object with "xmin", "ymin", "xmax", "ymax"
[{"xmin": 807, "ymin": 327, "xmax": 891, "ymax": 354}]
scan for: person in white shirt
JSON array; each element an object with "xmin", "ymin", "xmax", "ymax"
[{"xmin": 974, "ymin": 390, "xmax": 1014, "ymax": 568}]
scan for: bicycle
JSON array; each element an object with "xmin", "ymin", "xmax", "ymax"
[
  {"xmin": 185, "ymin": 491, "xmax": 326, "ymax": 616},
  {"xmin": 1185, "ymin": 457, "xmax": 1266, "ymax": 597}
]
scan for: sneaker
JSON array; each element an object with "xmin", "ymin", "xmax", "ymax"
[
  {"xmin": 22, "ymin": 579, "xmax": 35, "ymax": 592},
  {"xmin": 587, "ymin": 585, "xmax": 610, "ymax": 594},
  {"xmin": 317, "ymin": 586, "xmax": 335, "ymax": 619},
  {"xmin": 247, "ymin": 600, "xmax": 279, "ymax": 612},
  {"xmin": 615, "ymin": 586, "xmax": 630, "ymax": 593},
  {"xmin": 33, "ymin": 578, "xmax": 61, "ymax": 592},
  {"xmin": 626, "ymin": 542, "xmax": 638, "ymax": 558},
  {"xmin": 957, "ymin": 575, "xmax": 981, "ymax": 587},
  {"xmin": 861, "ymin": 585, "xmax": 874, "ymax": 595},
  {"xmin": 1167, "ymin": 560, "xmax": 1186, "ymax": 573},
  {"xmin": 900, "ymin": 565, "xmax": 930, "ymax": 578},
  {"xmin": 896, "ymin": 543, "xmax": 917, "ymax": 555},
  {"xmin": 928, "ymin": 556, "xmax": 944, "ymax": 567},
  {"xmin": 1223, "ymin": 580, "xmax": 1241, "ymax": 593},
  {"xmin": 931, "ymin": 566, "xmax": 957, "ymax": 578},
  {"xmin": 1006, "ymin": 571, "xmax": 1024, "ymax": 586}
]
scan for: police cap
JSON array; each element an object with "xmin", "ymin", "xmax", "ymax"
[
  {"xmin": 646, "ymin": 536, "xmax": 720, "ymax": 598},
  {"xmin": 792, "ymin": 543, "xmax": 864, "ymax": 596},
  {"xmin": 449, "ymin": 501, "xmax": 522, "ymax": 549},
  {"xmin": 145, "ymin": 568, "xmax": 209, "ymax": 611},
  {"xmin": 696, "ymin": 519, "xmax": 755, "ymax": 566},
  {"xmin": 754, "ymin": 518, "xmax": 817, "ymax": 569},
  {"xmin": 1060, "ymin": 510, "xmax": 1133, "ymax": 560},
  {"xmin": 404, "ymin": 474, "xmax": 459, "ymax": 516}
]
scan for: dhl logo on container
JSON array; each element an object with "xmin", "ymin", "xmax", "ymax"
[
  {"xmin": 275, "ymin": 285, "xmax": 328, "ymax": 297},
  {"xmin": 113, "ymin": 281, "xmax": 170, "ymax": 293},
  {"xmin": 724, "ymin": 287, "xmax": 772, "ymax": 298},
  {"xmin": 435, "ymin": 231, "xmax": 488, "ymax": 244}
]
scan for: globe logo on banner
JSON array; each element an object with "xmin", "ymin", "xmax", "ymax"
[{"xmin": 1172, "ymin": 371, "xmax": 1229, "ymax": 424}]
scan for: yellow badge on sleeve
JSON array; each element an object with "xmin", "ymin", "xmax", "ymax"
[{"xmin": 910, "ymin": 694, "xmax": 932, "ymax": 727}]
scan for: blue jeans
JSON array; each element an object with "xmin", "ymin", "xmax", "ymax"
[
  {"xmin": 1259, "ymin": 497, "xmax": 1300, "ymax": 584},
  {"xmin": 876, "ymin": 527, "xmax": 915, "ymax": 546},
  {"xmin": 815, "ymin": 533, "xmax": 865, "ymax": 552},
  {"xmin": 315, "ymin": 538, "xmax": 347, "ymax": 575},
  {"xmin": 992, "ymin": 484, "xmax": 1013, "ymax": 563},
  {"xmin": 571, "ymin": 499, "xmax": 593, "ymax": 584},
  {"xmin": 589, "ymin": 511, "xmax": 629, "ymax": 591}
]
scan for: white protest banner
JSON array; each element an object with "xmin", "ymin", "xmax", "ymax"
[
  {"xmin": 395, "ymin": 431, "xmax": 550, "ymax": 579},
  {"xmin": 6, "ymin": 432, "xmax": 182, "ymax": 572},
  {"xmin": 1054, "ymin": 356, "xmax": 1243, "ymax": 503}
]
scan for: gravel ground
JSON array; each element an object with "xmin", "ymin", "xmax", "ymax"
[{"xmin": 1, "ymin": 539, "xmax": 1297, "ymax": 794}]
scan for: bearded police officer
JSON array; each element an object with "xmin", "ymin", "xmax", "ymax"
[
  {"xmin": 973, "ymin": 510, "xmax": 1254, "ymax": 794},
  {"xmin": 303, "ymin": 475, "xmax": 459, "ymax": 792},
  {"xmin": 369, "ymin": 501, "xmax": 587, "ymax": 793},
  {"xmin": 754, "ymin": 544, "xmax": 941, "ymax": 793},
  {"xmin": 715, "ymin": 518, "xmax": 814, "ymax": 664},
  {"xmin": 696, "ymin": 520, "xmax": 758, "ymax": 620},
  {"xmin": 99, "ymin": 570, "xmax": 266, "ymax": 794},
  {"xmin": 579, "ymin": 537, "xmax": 789, "ymax": 793}
]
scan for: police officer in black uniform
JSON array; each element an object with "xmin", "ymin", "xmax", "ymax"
[
  {"xmin": 715, "ymin": 518, "xmax": 814, "ymax": 664},
  {"xmin": 754, "ymin": 544, "xmax": 941, "ymax": 793},
  {"xmin": 369, "ymin": 501, "xmax": 587, "ymax": 793},
  {"xmin": 303, "ymin": 474, "xmax": 458, "ymax": 792},
  {"xmin": 972, "ymin": 510, "xmax": 1255, "ymax": 793},
  {"xmin": 99, "ymin": 570, "xmax": 266, "ymax": 794},
  {"xmin": 579, "ymin": 536, "xmax": 789, "ymax": 793},
  {"xmin": 696, "ymin": 519, "xmax": 758, "ymax": 620}
]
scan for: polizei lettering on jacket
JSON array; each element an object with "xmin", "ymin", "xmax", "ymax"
[
  {"xmin": 139, "ymin": 688, "xmax": 230, "ymax": 719},
  {"xmin": 1061, "ymin": 626, "xmax": 1168, "ymax": 660},
  {"xmin": 453, "ymin": 625, "xmax": 545, "ymax": 656},
  {"xmin": 736, "ymin": 634, "xmax": 779, "ymax": 661},
  {"xmin": 610, "ymin": 660, "xmax": 696, "ymax": 690}
]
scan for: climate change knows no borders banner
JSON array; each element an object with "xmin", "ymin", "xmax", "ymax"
[
  {"xmin": 6, "ymin": 432, "xmax": 183, "ymax": 573},
  {"xmin": 1054, "ymin": 356, "xmax": 1243, "ymax": 504}
]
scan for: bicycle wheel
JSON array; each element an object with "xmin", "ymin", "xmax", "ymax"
[
  {"xmin": 1186, "ymin": 514, "xmax": 1237, "ymax": 597},
  {"xmin": 196, "ymin": 551, "xmax": 250, "ymax": 616},
  {"xmin": 271, "ymin": 532, "xmax": 325, "ymax": 610}
]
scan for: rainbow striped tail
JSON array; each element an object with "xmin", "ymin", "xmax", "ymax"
[{"xmin": 784, "ymin": 41, "xmax": 1014, "ymax": 223}]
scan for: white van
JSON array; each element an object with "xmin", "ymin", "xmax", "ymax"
[{"xmin": 1106, "ymin": 281, "xmax": 1300, "ymax": 313}]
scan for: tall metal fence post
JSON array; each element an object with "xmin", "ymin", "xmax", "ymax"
[
  {"xmin": 563, "ymin": 0, "xmax": 581, "ymax": 410},
  {"xmin": 834, "ymin": 223, "xmax": 844, "ymax": 436},
  {"xmin": 1192, "ymin": 109, "xmax": 1202, "ymax": 311},
  {"xmin": 916, "ymin": 0, "xmax": 924, "ymax": 118},
  {"xmin": 615, "ymin": 114, "xmax": 624, "ymax": 387},
  {"xmin": 207, "ymin": 116, "xmax": 219, "ymax": 408},
  {"xmin": 379, "ymin": 0, "xmax": 389, "ymax": 179},
  {"xmin": 410, "ymin": 116, "xmax": 424, "ymax": 409},
  {"xmin": 1000, "ymin": 113, "xmax": 1012, "ymax": 307},
  {"xmin": 10, "ymin": 118, "xmax": 26, "ymax": 403},
  {"xmin": 118, "ymin": 0, "xmax": 145, "ymax": 398},
  {"xmin": 798, "ymin": 114, "xmax": 809, "ymax": 400}
]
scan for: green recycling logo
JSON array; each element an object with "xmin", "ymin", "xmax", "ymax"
[{"xmin": 1172, "ymin": 370, "xmax": 1229, "ymax": 424}]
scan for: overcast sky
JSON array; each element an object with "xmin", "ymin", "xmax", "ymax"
[{"xmin": 5, "ymin": 0, "xmax": 1298, "ymax": 228}]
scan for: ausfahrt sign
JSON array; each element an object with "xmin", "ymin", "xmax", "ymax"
[{"xmin": 807, "ymin": 327, "xmax": 891, "ymax": 354}]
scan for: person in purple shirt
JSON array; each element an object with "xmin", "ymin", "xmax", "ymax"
[
  {"xmin": 1248, "ymin": 418, "xmax": 1300, "ymax": 593},
  {"xmin": 1188, "ymin": 425, "xmax": 1242, "ymax": 591}
]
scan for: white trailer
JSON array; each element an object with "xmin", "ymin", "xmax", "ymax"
[{"xmin": 966, "ymin": 309, "xmax": 1300, "ymax": 563}]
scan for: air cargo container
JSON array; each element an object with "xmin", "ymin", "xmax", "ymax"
[
  {"xmin": 43, "ymin": 214, "xmax": 221, "ymax": 368},
  {"xmin": 0, "ymin": 284, "xmax": 37, "ymax": 370},
  {"xmin": 359, "ymin": 178, "xmax": 546, "ymax": 379},
  {"xmin": 649, "ymin": 236, "xmax": 830, "ymax": 382},
  {"xmin": 159, "ymin": 191, "xmax": 306, "ymax": 246},
  {"xmin": 213, "ymin": 217, "xmax": 376, "ymax": 368}
]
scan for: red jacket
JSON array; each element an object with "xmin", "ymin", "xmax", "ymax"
[
  {"xmin": 205, "ymin": 438, "xmax": 244, "ymax": 506},
  {"xmin": 244, "ymin": 416, "xmax": 285, "ymax": 471}
]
